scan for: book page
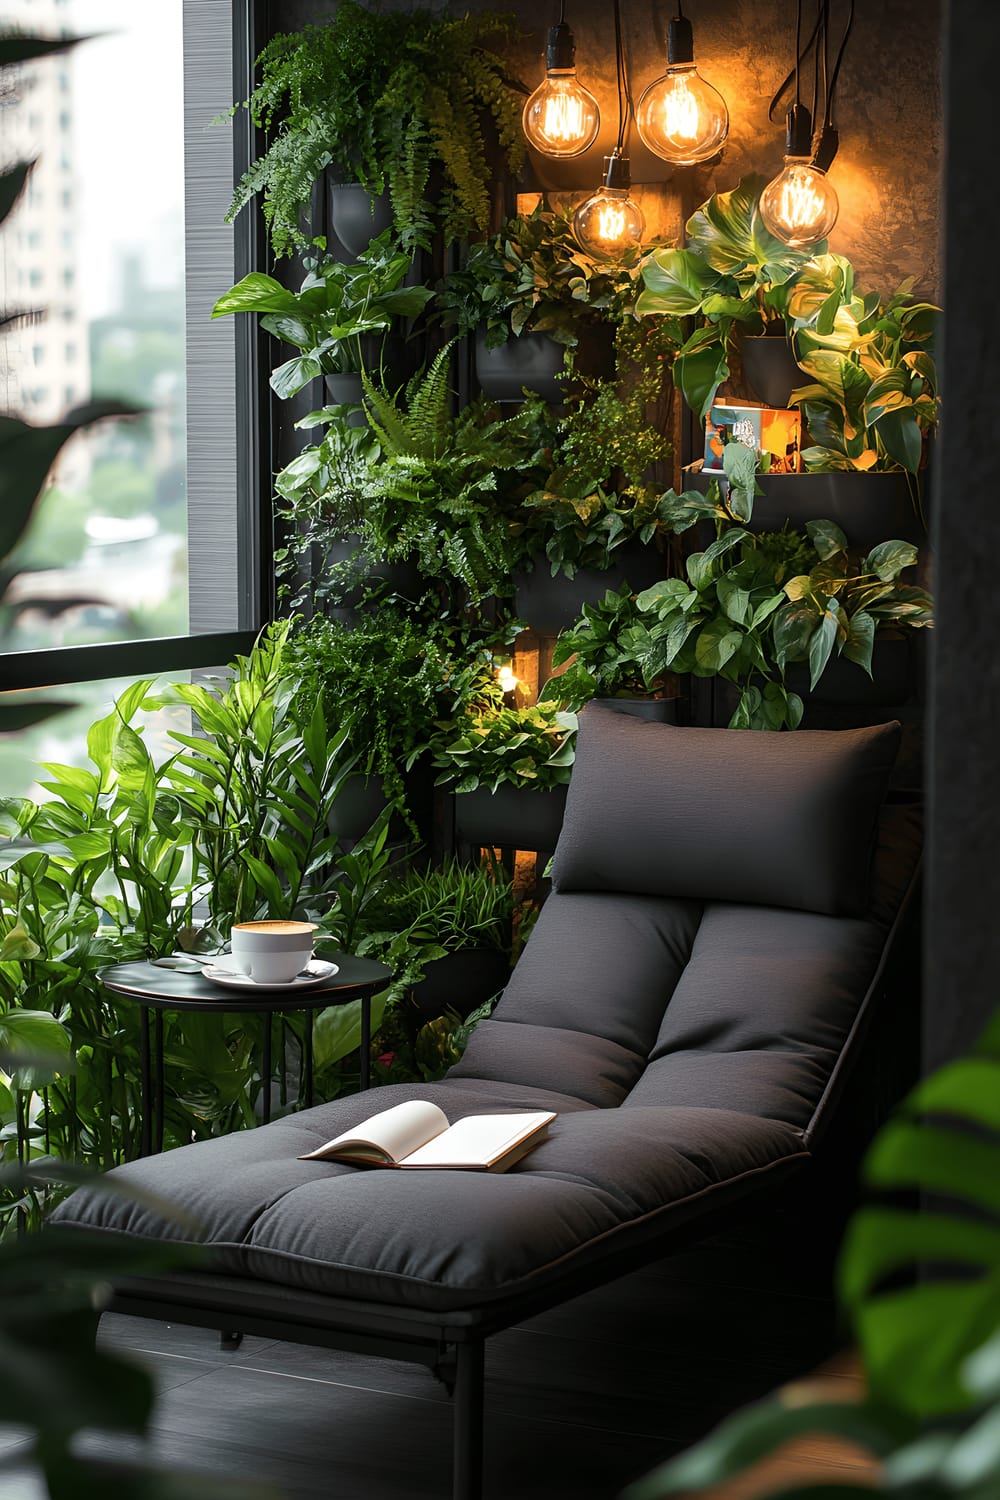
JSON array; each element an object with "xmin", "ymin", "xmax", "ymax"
[
  {"xmin": 299, "ymin": 1100, "xmax": 449, "ymax": 1164},
  {"xmin": 400, "ymin": 1111, "xmax": 555, "ymax": 1169}
]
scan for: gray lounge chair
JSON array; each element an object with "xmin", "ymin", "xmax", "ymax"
[{"xmin": 52, "ymin": 704, "xmax": 921, "ymax": 1500}]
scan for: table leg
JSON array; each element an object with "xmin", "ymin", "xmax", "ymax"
[
  {"xmin": 139, "ymin": 1007, "xmax": 152, "ymax": 1158},
  {"xmin": 153, "ymin": 1010, "xmax": 165, "ymax": 1154},
  {"xmin": 261, "ymin": 1014, "xmax": 272, "ymax": 1126},
  {"xmin": 360, "ymin": 988, "xmax": 371, "ymax": 1092},
  {"xmin": 304, "ymin": 1009, "xmax": 314, "ymax": 1109}
]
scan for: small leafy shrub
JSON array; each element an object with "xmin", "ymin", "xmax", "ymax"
[{"xmin": 432, "ymin": 698, "xmax": 578, "ymax": 793}]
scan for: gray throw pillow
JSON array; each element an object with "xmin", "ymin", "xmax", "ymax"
[{"xmin": 551, "ymin": 704, "xmax": 901, "ymax": 917}]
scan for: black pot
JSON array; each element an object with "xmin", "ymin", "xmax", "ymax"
[
  {"xmin": 739, "ymin": 336, "xmax": 807, "ymax": 408},
  {"xmin": 513, "ymin": 540, "xmax": 665, "ymax": 636},
  {"xmin": 324, "ymin": 536, "xmax": 424, "ymax": 613},
  {"xmin": 590, "ymin": 696, "xmax": 681, "ymax": 723},
  {"xmin": 323, "ymin": 374, "xmax": 367, "ymax": 429},
  {"xmin": 408, "ymin": 947, "xmax": 512, "ymax": 1023},
  {"xmin": 327, "ymin": 180, "xmax": 394, "ymax": 259},
  {"xmin": 475, "ymin": 330, "xmax": 564, "ymax": 403},
  {"xmin": 691, "ymin": 468, "xmax": 926, "ymax": 554},
  {"xmin": 751, "ymin": 471, "xmax": 927, "ymax": 552},
  {"xmin": 787, "ymin": 633, "xmax": 914, "ymax": 707},
  {"xmin": 454, "ymin": 783, "xmax": 569, "ymax": 852},
  {"xmin": 327, "ymin": 775, "xmax": 392, "ymax": 842}
]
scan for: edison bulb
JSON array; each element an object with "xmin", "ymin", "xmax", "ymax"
[
  {"xmin": 573, "ymin": 186, "xmax": 645, "ymax": 261},
  {"xmin": 522, "ymin": 72, "xmax": 600, "ymax": 158},
  {"xmin": 497, "ymin": 665, "xmax": 518, "ymax": 695},
  {"xmin": 636, "ymin": 64, "xmax": 730, "ymax": 165},
  {"xmin": 759, "ymin": 159, "xmax": 839, "ymax": 248}
]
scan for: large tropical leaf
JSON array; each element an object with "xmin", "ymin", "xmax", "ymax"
[
  {"xmin": 839, "ymin": 1022, "xmax": 1000, "ymax": 1419},
  {"xmin": 685, "ymin": 174, "xmax": 816, "ymax": 284}
]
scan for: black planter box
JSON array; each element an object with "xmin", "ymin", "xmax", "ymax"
[
  {"xmin": 408, "ymin": 948, "xmax": 512, "ymax": 1023},
  {"xmin": 513, "ymin": 541, "xmax": 666, "ymax": 636},
  {"xmin": 454, "ymin": 783, "xmax": 569, "ymax": 852}
]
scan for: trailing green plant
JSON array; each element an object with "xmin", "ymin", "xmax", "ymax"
[
  {"xmin": 357, "ymin": 344, "xmax": 552, "ymax": 601},
  {"xmin": 788, "ymin": 269, "xmax": 939, "ymax": 475},
  {"xmin": 436, "ymin": 202, "xmax": 646, "ymax": 349},
  {"xmin": 626, "ymin": 1007, "xmax": 1000, "ymax": 1500},
  {"xmin": 632, "ymin": 505, "xmax": 933, "ymax": 730},
  {"xmin": 431, "ymin": 696, "xmax": 578, "ymax": 793},
  {"xmin": 514, "ymin": 314, "xmax": 679, "ymax": 578},
  {"xmin": 541, "ymin": 585, "xmax": 668, "ymax": 708},
  {"xmin": 212, "ymin": 232, "xmax": 433, "ymax": 399},
  {"xmin": 226, "ymin": 2, "xmax": 524, "ymax": 255}
]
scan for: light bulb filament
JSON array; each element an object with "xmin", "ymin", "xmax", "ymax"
[
  {"xmin": 497, "ymin": 665, "xmax": 518, "ymax": 694},
  {"xmin": 662, "ymin": 77, "xmax": 701, "ymax": 145},
  {"xmin": 778, "ymin": 175, "xmax": 826, "ymax": 234},
  {"xmin": 542, "ymin": 90, "xmax": 585, "ymax": 144},
  {"xmin": 597, "ymin": 201, "xmax": 627, "ymax": 244}
]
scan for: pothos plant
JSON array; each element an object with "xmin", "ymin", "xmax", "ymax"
[
  {"xmin": 540, "ymin": 585, "xmax": 667, "ymax": 709},
  {"xmin": 633, "ymin": 502, "xmax": 933, "ymax": 730},
  {"xmin": 627, "ymin": 1007, "xmax": 1000, "ymax": 1500},
  {"xmin": 431, "ymin": 696, "xmax": 579, "ymax": 794},
  {"xmin": 226, "ymin": 1, "xmax": 525, "ymax": 255}
]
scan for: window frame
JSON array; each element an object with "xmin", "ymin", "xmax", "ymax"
[{"xmin": 0, "ymin": 0, "xmax": 271, "ymax": 698}]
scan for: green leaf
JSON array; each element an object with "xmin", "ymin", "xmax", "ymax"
[
  {"xmin": 693, "ymin": 618, "xmax": 743, "ymax": 674},
  {"xmin": 808, "ymin": 597, "xmax": 841, "ymax": 689},
  {"xmin": 805, "ymin": 518, "xmax": 848, "ymax": 560},
  {"xmin": 270, "ymin": 355, "xmax": 322, "ymax": 400},
  {"xmin": 874, "ymin": 407, "xmax": 924, "ymax": 473},
  {"xmin": 0, "ymin": 922, "xmax": 41, "ymax": 961},
  {"xmin": 211, "ymin": 272, "xmax": 302, "ymax": 318},
  {"xmin": 842, "ymin": 611, "xmax": 875, "ymax": 675},
  {"xmin": 674, "ymin": 339, "xmax": 730, "ymax": 425},
  {"xmin": 862, "ymin": 539, "xmax": 918, "ymax": 582},
  {"xmin": 312, "ymin": 990, "xmax": 389, "ymax": 1070},
  {"xmin": 636, "ymin": 248, "xmax": 722, "ymax": 316}
]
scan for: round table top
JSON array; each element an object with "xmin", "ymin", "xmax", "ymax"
[{"xmin": 99, "ymin": 951, "xmax": 391, "ymax": 1012}]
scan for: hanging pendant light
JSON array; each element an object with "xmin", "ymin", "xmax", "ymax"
[
  {"xmin": 573, "ymin": 153, "xmax": 645, "ymax": 259},
  {"xmin": 759, "ymin": 103, "xmax": 839, "ymax": 247},
  {"xmin": 573, "ymin": 0, "xmax": 644, "ymax": 261},
  {"xmin": 636, "ymin": 5, "xmax": 729, "ymax": 165},
  {"xmin": 759, "ymin": 0, "xmax": 854, "ymax": 248},
  {"xmin": 522, "ymin": 3, "xmax": 600, "ymax": 158}
]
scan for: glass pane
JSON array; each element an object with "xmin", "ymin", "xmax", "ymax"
[
  {"xmin": 0, "ymin": 0, "xmax": 189, "ymax": 648},
  {"xmin": 0, "ymin": 675, "xmax": 190, "ymax": 801}
]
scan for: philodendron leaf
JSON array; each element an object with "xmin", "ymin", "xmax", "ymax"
[
  {"xmin": 806, "ymin": 518, "xmax": 848, "ymax": 559},
  {"xmin": 0, "ymin": 922, "xmax": 41, "ymax": 961},
  {"xmin": 808, "ymin": 596, "xmax": 842, "ymax": 689},
  {"xmin": 675, "ymin": 339, "xmax": 731, "ymax": 426},
  {"xmin": 842, "ymin": 610, "xmax": 875, "ymax": 676},
  {"xmin": 839, "ymin": 1047, "xmax": 1000, "ymax": 1418},
  {"xmin": 862, "ymin": 539, "xmax": 919, "ymax": 582},
  {"xmin": 636, "ymin": 247, "xmax": 721, "ymax": 316}
]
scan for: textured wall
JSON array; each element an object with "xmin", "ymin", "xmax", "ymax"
[{"xmin": 265, "ymin": 0, "xmax": 942, "ymax": 298}]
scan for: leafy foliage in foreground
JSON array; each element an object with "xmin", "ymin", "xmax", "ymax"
[{"xmin": 626, "ymin": 1011, "xmax": 1000, "ymax": 1500}]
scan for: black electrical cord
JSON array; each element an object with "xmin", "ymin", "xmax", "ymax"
[
  {"xmin": 612, "ymin": 0, "xmax": 633, "ymax": 156},
  {"xmin": 558, "ymin": 0, "xmax": 565, "ymax": 26},
  {"xmin": 767, "ymin": 6, "xmax": 822, "ymax": 122},
  {"xmin": 810, "ymin": 0, "xmax": 822, "ymax": 125},
  {"xmin": 795, "ymin": 0, "xmax": 802, "ymax": 107},
  {"xmin": 825, "ymin": 0, "xmax": 855, "ymax": 126}
]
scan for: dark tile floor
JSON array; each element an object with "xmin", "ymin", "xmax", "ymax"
[{"xmin": 0, "ymin": 1215, "xmax": 859, "ymax": 1500}]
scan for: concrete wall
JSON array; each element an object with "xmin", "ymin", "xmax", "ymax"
[{"xmin": 266, "ymin": 0, "xmax": 942, "ymax": 298}]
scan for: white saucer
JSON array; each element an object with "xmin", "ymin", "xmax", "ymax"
[{"xmin": 201, "ymin": 958, "xmax": 340, "ymax": 991}]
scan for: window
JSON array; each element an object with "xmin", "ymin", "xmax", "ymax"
[{"xmin": 0, "ymin": 0, "xmax": 261, "ymax": 701}]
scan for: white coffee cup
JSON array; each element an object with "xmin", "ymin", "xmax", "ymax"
[{"xmin": 229, "ymin": 920, "xmax": 317, "ymax": 985}]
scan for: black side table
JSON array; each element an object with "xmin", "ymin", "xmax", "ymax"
[{"xmin": 100, "ymin": 952, "xmax": 391, "ymax": 1156}]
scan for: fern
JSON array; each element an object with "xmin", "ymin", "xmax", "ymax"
[{"xmin": 228, "ymin": 4, "xmax": 524, "ymax": 257}]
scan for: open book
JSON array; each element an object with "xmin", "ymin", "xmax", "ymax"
[{"xmin": 299, "ymin": 1100, "xmax": 555, "ymax": 1173}]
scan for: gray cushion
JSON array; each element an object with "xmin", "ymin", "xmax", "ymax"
[{"xmin": 551, "ymin": 704, "xmax": 901, "ymax": 917}]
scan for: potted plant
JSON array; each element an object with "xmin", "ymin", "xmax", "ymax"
[
  {"xmin": 225, "ymin": 2, "xmax": 524, "ymax": 257},
  {"xmin": 211, "ymin": 232, "xmax": 433, "ymax": 404},
  {"xmin": 355, "ymin": 344, "xmax": 552, "ymax": 605},
  {"xmin": 636, "ymin": 174, "xmax": 820, "ymax": 421},
  {"xmin": 356, "ymin": 857, "xmax": 515, "ymax": 1025},
  {"xmin": 437, "ymin": 204, "xmax": 646, "ymax": 401},
  {"xmin": 431, "ymin": 692, "xmax": 578, "ymax": 852},
  {"xmin": 633, "ymin": 515, "xmax": 933, "ymax": 730},
  {"xmin": 511, "ymin": 321, "xmax": 677, "ymax": 631},
  {"xmin": 285, "ymin": 610, "xmax": 499, "ymax": 840},
  {"xmin": 540, "ymin": 585, "xmax": 682, "ymax": 720}
]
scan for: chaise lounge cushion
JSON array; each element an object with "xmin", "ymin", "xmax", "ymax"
[
  {"xmin": 552, "ymin": 704, "xmax": 901, "ymax": 917},
  {"xmin": 51, "ymin": 718, "xmax": 920, "ymax": 1319}
]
